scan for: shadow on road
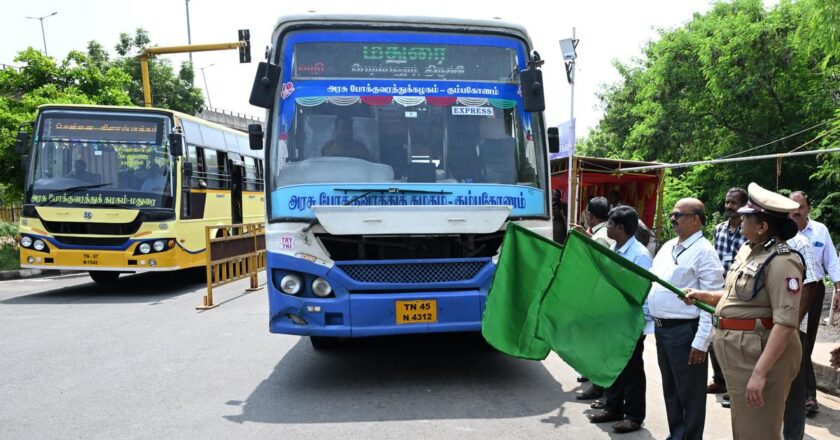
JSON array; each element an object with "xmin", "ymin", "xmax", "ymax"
[
  {"xmin": 0, "ymin": 269, "xmax": 205, "ymax": 305},
  {"xmin": 224, "ymin": 333, "xmax": 569, "ymax": 425},
  {"xmin": 805, "ymin": 402, "xmax": 840, "ymax": 438}
]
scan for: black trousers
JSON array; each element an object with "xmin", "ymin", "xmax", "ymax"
[
  {"xmin": 805, "ymin": 282, "xmax": 825, "ymax": 399},
  {"xmin": 605, "ymin": 335, "xmax": 646, "ymax": 423},
  {"xmin": 655, "ymin": 320, "xmax": 707, "ymax": 440}
]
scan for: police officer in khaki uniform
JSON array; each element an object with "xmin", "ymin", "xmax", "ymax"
[{"xmin": 684, "ymin": 182, "xmax": 803, "ymax": 439}]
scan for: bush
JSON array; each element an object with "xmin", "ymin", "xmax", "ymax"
[{"xmin": 0, "ymin": 220, "xmax": 19, "ymax": 271}]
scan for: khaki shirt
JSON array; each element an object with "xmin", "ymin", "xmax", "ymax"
[{"xmin": 716, "ymin": 239, "xmax": 804, "ymax": 328}]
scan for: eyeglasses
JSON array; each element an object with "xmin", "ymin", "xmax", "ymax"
[{"xmin": 669, "ymin": 211, "xmax": 697, "ymax": 219}]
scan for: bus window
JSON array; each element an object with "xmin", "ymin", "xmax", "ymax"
[{"xmin": 244, "ymin": 157, "xmax": 258, "ymax": 191}]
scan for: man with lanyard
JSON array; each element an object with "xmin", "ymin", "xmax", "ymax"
[
  {"xmin": 789, "ymin": 191, "xmax": 840, "ymax": 416},
  {"xmin": 587, "ymin": 206, "xmax": 653, "ymax": 433},
  {"xmin": 571, "ymin": 196, "xmax": 614, "ymax": 400},
  {"xmin": 708, "ymin": 187, "xmax": 749, "ymax": 402},
  {"xmin": 648, "ymin": 198, "xmax": 724, "ymax": 440}
]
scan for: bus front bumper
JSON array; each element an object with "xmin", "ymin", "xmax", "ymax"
[
  {"xmin": 19, "ymin": 244, "xmax": 183, "ymax": 272},
  {"xmin": 269, "ymin": 290, "xmax": 486, "ymax": 337}
]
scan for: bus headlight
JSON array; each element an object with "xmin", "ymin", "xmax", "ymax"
[
  {"xmin": 33, "ymin": 240, "xmax": 46, "ymax": 251},
  {"xmin": 138, "ymin": 243, "xmax": 151, "ymax": 254},
  {"xmin": 153, "ymin": 240, "xmax": 166, "ymax": 252},
  {"xmin": 312, "ymin": 278, "xmax": 332, "ymax": 297},
  {"xmin": 279, "ymin": 274, "xmax": 302, "ymax": 295},
  {"xmin": 20, "ymin": 236, "xmax": 32, "ymax": 248}
]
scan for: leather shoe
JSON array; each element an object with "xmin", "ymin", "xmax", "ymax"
[
  {"xmin": 613, "ymin": 419, "xmax": 642, "ymax": 433},
  {"xmin": 577, "ymin": 376, "xmax": 589, "ymax": 383},
  {"xmin": 588, "ymin": 411, "xmax": 623, "ymax": 424},
  {"xmin": 706, "ymin": 382, "xmax": 727, "ymax": 394},
  {"xmin": 590, "ymin": 399, "xmax": 605, "ymax": 409},
  {"xmin": 576, "ymin": 385, "xmax": 604, "ymax": 400}
]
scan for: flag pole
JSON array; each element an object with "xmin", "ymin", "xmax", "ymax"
[{"xmin": 651, "ymin": 276, "xmax": 716, "ymax": 314}]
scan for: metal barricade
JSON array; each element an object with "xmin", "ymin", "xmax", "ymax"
[{"xmin": 198, "ymin": 222, "xmax": 266, "ymax": 309}]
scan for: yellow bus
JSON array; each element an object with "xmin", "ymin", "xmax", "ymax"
[{"xmin": 15, "ymin": 104, "xmax": 265, "ymax": 283}]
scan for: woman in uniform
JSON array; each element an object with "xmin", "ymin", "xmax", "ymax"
[{"xmin": 684, "ymin": 182, "xmax": 803, "ymax": 439}]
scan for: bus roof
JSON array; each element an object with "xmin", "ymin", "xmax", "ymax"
[{"xmin": 270, "ymin": 14, "xmax": 533, "ymax": 47}]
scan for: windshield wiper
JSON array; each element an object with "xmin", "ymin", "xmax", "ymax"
[
  {"xmin": 302, "ymin": 187, "xmax": 453, "ymax": 234},
  {"xmin": 41, "ymin": 183, "xmax": 113, "ymax": 206}
]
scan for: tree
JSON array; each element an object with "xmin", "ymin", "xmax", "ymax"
[
  {"xmin": 110, "ymin": 28, "xmax": 204, "ymax": 114},
  {"xmin": 0, "ymin": 30, "xmax": 205, "ymax": 202},
  {"xmin": 579, "ymin": 0, "xmax": 839, "ymax": 221}
]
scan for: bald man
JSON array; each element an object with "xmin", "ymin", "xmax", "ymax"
[{"xmin": 647, "ymin": 198, "xmax": 724, "ymax": 440}]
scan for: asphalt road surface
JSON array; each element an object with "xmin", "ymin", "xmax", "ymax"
[{"xmin": 1, "ymin": 271, "xmax": 838, "ymax": 439}]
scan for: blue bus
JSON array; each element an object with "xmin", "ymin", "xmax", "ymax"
[{"xmin": 248, "ymin": 14, "xmax": 553, "ymax": 348}]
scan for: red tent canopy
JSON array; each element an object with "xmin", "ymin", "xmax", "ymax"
[{"xmin": 551, "ymin": 156, "xmax": 663, "ymax": 228}]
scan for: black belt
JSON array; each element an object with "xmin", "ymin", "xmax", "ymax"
[{"xmin": 653, "ymin": 317, "xmax": 699, "ymax": 328}]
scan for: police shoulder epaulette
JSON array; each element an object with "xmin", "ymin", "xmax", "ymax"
[{"xmin": 776, "ymin": 242, "xmax": 790, "ymax": 254}]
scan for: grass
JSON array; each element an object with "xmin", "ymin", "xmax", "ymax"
[{"xmin": 0, "ymin": 221, "xmax": 19, "ymax": 271}]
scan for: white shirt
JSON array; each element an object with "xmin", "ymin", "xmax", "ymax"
[
  {"xmin": 788, "ymin": 233, "xmax": 819, "ymax": 285},
  {"xmin": 648, "ymin": 230, "xmax": 724, "ymax": 351},
  {"xmin": 591, "ymin": 221, "xmax": 616, "ymax": 249},
  {"xmin": 800, "ymin": 219, "xmax": 840, "ymax": 281}
]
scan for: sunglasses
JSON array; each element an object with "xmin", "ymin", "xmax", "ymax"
[{"xmin": 669, "ymin": 211, "xmax": 697, "ymax": 219}]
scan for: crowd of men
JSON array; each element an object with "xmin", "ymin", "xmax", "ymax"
[{"xmin": 567, "ymin": 187, "xmax": 839, "ymax": 438}]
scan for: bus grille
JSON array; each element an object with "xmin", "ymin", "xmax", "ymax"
[
  {"xmin": 335, "ymin": 260, "xmax": 488, "ymax": 284},
  {"xmin": 40, "ymin": 219, "xmax": 142, "ymax": 235},
  {"xmin": 53, "ymin": 236, "xmax": 128, "ymax": 247}
]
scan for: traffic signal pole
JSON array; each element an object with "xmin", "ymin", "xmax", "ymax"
[{"xmin": 140, "ymin": 30, "xmax": 250, "ymax": 107}]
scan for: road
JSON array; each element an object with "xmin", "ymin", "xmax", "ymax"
[{"xmin": 0, "ymin": 271, "xmax": 838, "ymax": 439}]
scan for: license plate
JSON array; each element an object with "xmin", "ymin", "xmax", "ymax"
[{"xmin": 395, "ymin": 299, "xmax": 437, "ymax": 324}]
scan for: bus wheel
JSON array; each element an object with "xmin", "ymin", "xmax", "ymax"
[
  {"xmin": 310, "ymin": 336, "xmax": 340, "ymax": 350},
  {"xmin": 89, "ymin": 271, "xmax": 120, "ymax": 284}
]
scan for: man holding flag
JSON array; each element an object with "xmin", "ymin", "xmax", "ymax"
[
  {"xmin": 648, "ymin": 198, "xmax": 724, "ymax": 440},
  {"xmin": 587, "ymin": 205, "xmax": 653, "ymax": 433}
]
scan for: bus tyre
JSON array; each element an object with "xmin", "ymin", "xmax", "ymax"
[
  {"xmin": 89, "ymin": 271, "xmax": 120, "ymax": 284},
  {"xmin": 309, "ymin": 336, "xmax": 340, "ymax": 350}
]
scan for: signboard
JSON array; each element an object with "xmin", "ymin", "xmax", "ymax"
[
  {"xmin": 42, "ymin": 117, "xmax": 162, "ymax": 144},
  {"xmin": 549, "ymin": 119, "xmax": 575, "ymax": 160},
  {"xmin": 293, "ymin": 42, "xmax": 518, "ymax": 82}
]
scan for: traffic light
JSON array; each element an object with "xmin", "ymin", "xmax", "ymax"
[{"xmin": 238, "ymin": 29, "xmax": 251, "ymax": 63}]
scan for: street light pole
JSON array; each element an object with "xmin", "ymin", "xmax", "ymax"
[
  {"xmin": 185, "ymin": 0, "xmax": 193, "ymax": 67},
  {"xmin": 25, "ymin": 12, "xmax": 58, "ymax": 56},
  {"xmin": 559, "ymin": 29, "xmax": 579, "ymax": 225},
  {"xmin": 200, "ymin": 64, "xmax": 214, "ymax": 109}
]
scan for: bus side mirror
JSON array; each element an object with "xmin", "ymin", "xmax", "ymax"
[
  {"xmin": 15, "ymin": 125, "xmax": 31, "ymax": 155},
  {"xmin": 520, "ymin": 68, "xmax": 545, "ymax": 113},
  {"xmin": 248, "ymin": 124, "xmax": 264, "ymax": 150},
  {"xmin": 547, "ymin": 127, "xmax": 560, "ymax": 153},
  {"xmin": 168, "ymin": 132, "xmax": 184, "ymax": 156},
  {"xmin": 249, "ymin": 62, "xmax": 281, "ymax": 109}
]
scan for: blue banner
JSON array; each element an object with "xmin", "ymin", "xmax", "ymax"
[{"xmin": 271, "ymin": 184, "xmax": 546, "ymax": 218}]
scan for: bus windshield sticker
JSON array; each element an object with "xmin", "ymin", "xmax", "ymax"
[{"xmin": 452, "ymin": 107, "xmax": 494, "ymax": 116}]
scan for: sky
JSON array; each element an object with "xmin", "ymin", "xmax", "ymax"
[{"xmin": 1, "ymin": 0, "xmax": 775, "ymax": 137}]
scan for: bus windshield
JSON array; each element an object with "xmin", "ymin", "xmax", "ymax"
[
  {"xmin": 25, "ymin": 110, "xmax": 174, "ymax": 210},
  {"xmin": 269, "ymin": 30, "xmax": 547, "ymax": 220}
]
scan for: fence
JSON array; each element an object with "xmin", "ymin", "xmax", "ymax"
[
  {"xmin": 0, "ymin": 205, "xmax": 22, "ymax": 223},
  {"xmin": 198, "ymin": 222, "xmax": 266, "ymax": 309}
]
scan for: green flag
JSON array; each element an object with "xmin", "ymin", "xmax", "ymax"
[
  {"xmin": 537, "ymin": 230, "xmax": 653, "ymax": 387},
  {"xmin": 481, "ymin": 223, "xmax": 560, "ymax": 360}
]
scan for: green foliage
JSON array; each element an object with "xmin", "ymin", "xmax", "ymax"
[
  {"xmin": 588, "ymin": 0, "xmax": 840, "ymax": 214},
  {"xmin": 0, "ymin": 220, "xmax": 18, "ymax": 237},
  {"xmin": 0, "ymin": 221, "xmax": 19, "ymax": 271},
  {"xmin": 0, "ymin": 30, "xmax": 205, "ymax": 201}
]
